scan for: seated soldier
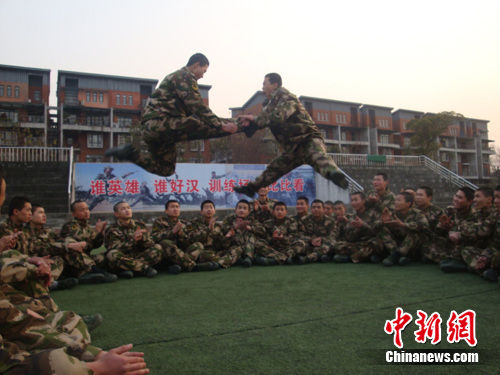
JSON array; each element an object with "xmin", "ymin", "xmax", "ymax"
[
  {"xmin": 250, "ymin": 187, "xmax": 277, "ymax": 223},
  {"xmin": 454, "ymin": 187, "xmax": 496, "ymax": 275},
  {"xmin": 293, "ymin": 196, "xmax": 310, "ymax": 224},
  {"xmin": 257, "ymin": 201, "xmax": 307, "ymax": 265},
  {"xmin": 151, "ymin": 200, "xmax": 197, "ymax": 274},
  {"xmin": 324, "ymin": 200, "xmax": 335, "ymax": 217},
  {"xmin": 104, "ymin": 202, "xmax": 161, "ymax": 278},
  {"xmin": 332, "ymin": 200, "xmax": 348, "ymax": 242},
  {"xmin": 332, "ymin": 192, "xmax": 383, "ymax": 263},
  {"xmin": 482, "ymin": 185, "xmax": 500, "ymax": 282},
  {"xmin": 365, "ymin": 172, "xmax": 396, "ymax": 213},
  {"xmin": 182, "ymin": 200, "xmax": 223, "ymax": 271},
  {"xmin": 59, "ymin": 200, "xmax": 117, "ymax": 283},
  {"xmin": 27, "ymin": 204, "xmax": 79, "ymax": 290},
  {"xmin": 220, "ymin": 199, "xmax": 267, "ymax": 268},
  {"xmin": 379, "ymin": 192, "xmax": 429, "ymax": 266},
  {"xmin": 0, "ymin": 196, "xmax": 32, "ymax": 254},
  {"xmin": 414, "ymin": 186, "xmax": 445, "ymax": 263},
  {"xmin": 300, "ymin": 199, "xmax": 337, "ymax": 263}
]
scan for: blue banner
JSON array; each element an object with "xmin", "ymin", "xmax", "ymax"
[{"xmin": 74, "ymin": 163, "xmax": 316, "ymax": 212}]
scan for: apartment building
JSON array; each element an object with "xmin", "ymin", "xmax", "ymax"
[{"xmin": 0, "ymin": 64, "xmax": 50, "ymax": 147}]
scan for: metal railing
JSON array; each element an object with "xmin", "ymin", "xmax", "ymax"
[
  {"xmin": 0, "ymin": 147, "xmax": 73, "ymax": 162},
  {"xmin": 337, "ymin": 166, "xmax": 364, "ymax": 192},
  {"xmin": 329, "ymin": 153, "xmax": 478, "ymax": 190}
]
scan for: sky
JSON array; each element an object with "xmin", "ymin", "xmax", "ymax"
[{"xmin": 2, "ymin": 0, "xmax": 499, "ymax": 158}]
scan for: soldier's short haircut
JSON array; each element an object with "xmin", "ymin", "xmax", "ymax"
[
  {"xmin": 458, "ymin": 187, "xmax": 474, "ymax": 201},
  {"xmin": 187, "ymin": 53, "xmax": 209, "ymax": 67},
  {"xmin": 236, "ymin": 199, "xmax": 250, "ymax": 209},
  {"xmin": 113, "ymin": 201, "xmax": 128, "ymax": 212},
  {"xmin": 265, "ymin": 73, "xmax": 282, "ymax": 87},
  {"xmin": 333, "ymin": 200, "xmax": 345, "ymax": 206},
  {"xmin": 31, "ymin": 203, "xmax": 44, "ymax": 213},
  {"xmin": 476, "ymin": 186, "xmax": 493, "ymax": 198},
  {"xmin": 70, "ymin": 200, "xmax": 86, "ymax": 212},
  {"xmin": 418, "ymin": 186, "xmax": 433, "ymax": 197},
  {"xmin": 398, "ymin": 192, "xmax": 414, "ymax": 205},
  {"xmin": 273, "ymin": 201, "xmax": 287, "ymax": 211},
  {"xmin": 165, "ymin": 200, "xmax": 180, "ymax": 210},
  {"xmin": 200, "ymin": 200, "xmax": 215, "ymax": 210},
  {"xmin": 296, "ymin": 196, "xmax": 309, "ymax": 205},
  {"xmin": 374, "ymin": 172, "xmax": 388, "ymax": 181},
  {"xmin": 351, "ymin": 191, "xmax": 366, "ymax": 200},
  {"xmin": 324, "ymin": 200, "xmax": 334, "ymax": 207},
  {"xmin": 8, "ymin": 196, "xmax": 31, "ymax": 216},
  {"xmin": 311, "ymin": 199, "xmax": 324, "ymax": 207}
]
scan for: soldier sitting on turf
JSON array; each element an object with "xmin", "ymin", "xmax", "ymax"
[
  {"xmin": 365, "ymin": 172, "xmax": 396, "ymax": 213},
  {"xmin": 151, "ymin": 200, "xmax": 197, "ymax": 274},
  {"xmin": 250, "ymin": 187, "xmax": 277, "ymax": 223},
  {"xmin": 59, "ymin": 200, "xmax": 117, "ymax": 284},
  {"xmin": 105, "ymin": 202, "xmax": 161, "ymax": 278},
  {"xmin": 0, "ymin": 196, "xmax": 32, "ymax": 254},
  {"xmin": 220, "ymin": 199, "xmax": 267, "ymax": 268},
  {"xmin": 434, "ymin": 187, "xmax": 475, "ymax": 273},
  {"xmin": 414, "ymin": 186, "xmax": 445, "ymax": 264},
  {"xmin": 332, "ymin": 200, "xmax": 348, "ymax": 242},
  {"xmin": 332, "ymin": 192, "xmax": 382, "ymax": 264},
  {"xmin": 181, "ymin": 200, "xmax": 223, "ymax": 271},
  {"xmin": 256, "ymin": 201, "xmax": 307, "ymax": 266},
  {"xmin": 27, "ymin": 204, "xmax": 79, "ymax": 290},
  {"xmin": 292, "ymin": 196, "xmax": 309, "ymax": 224},
  {"xmin": 300, "ymin": 199, "xmax": 337, "ymax": 263},
  {"xmin": 481, "ymin": 185, "xmax": 500, "ymax": 283},
  {"xmin": 378, "ymin": 192, "xmax": 429, "ymax": 267}
]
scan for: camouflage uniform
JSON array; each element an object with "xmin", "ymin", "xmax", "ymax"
[
  {"xmin": 333, "ymin": 208, "xmax": 383, "ymax": 262},
  {"xmin": 131, "ymin": 66, "xmax": 239, "ymax": 176},
  {"xmin": 375, "ymin": 208, "xmax": 429, "ymax": 258},
  {"xmin": 151, "ymin": 215, "xmax": 196, "ymax": 270},
  {"xmin": 219, "ymin": 214, "xmax": 267, "ymax": 267},
  {"xmin": 183, "ymin": 216, "xmax": 223, "ymax": 265},
  {"xmin": 418, "ymin": 204, "xmax": 445, "ymax": 263},
  {"xmin": 104, "ymin": 219, "xmax": 162, "ymax": 273},
  {"xmin": 59, "ymin": 218, "xmax": 105, "ymax": 277},
  {"xmin": 258, "ymin": 216, "xmax": 306, "ymax": 263},
  {"xmin": 0, "ymin": 219, "xmax": 30, "ymax": 254},
  {"xmin": 459, "ymin": 207, "xmax": 496, "ymax": 272},
  {"xmin": 250, "ymin": 198, "xmax": 277, "ymax": 223},
  {"xmin": 365, "ymin": 188, "xmax": 396, "ymax": 213},
  {"xmin": 241, "ymin": 87, "xmax": 346, "ymax": 192},
  {"xmin": 300, "ymin": 214, "xmax": 338, "ymax": 262},
  {"xmin": 25, "ymin": 224, "xmax": 65, "ymax": 281}
]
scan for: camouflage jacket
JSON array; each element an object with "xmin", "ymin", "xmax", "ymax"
[
  {"xmin": 436, "ymin": 206, "xmax": 475, "ymax": 244},
  {"xmin": 460, "ymin": 206, "xmax": 496, "ymax": 249},
  {"xmin": 0, "ymin": 218, "xmax": 30, "ymax": 254},
  {"xmin": 343, "ymin": 208, "xmax": 378, "ymax": 242},
  {"xmin": 151, "ymin": 215, "xmax": 190, "ymax": 247},
  {"xmin": 221, "ymin": 214, "xmax": 266, "ymax": 247},
  {"xmin": 300, "ymin": 215, "xmax": 338, "ymax": 246},
  {"xmin": 105, "ymin": 219, "xmax": 155, "ymax": 254},
  {"xmin": 25, "ymin": 224, "xmax": 66, "ymax": 257},
  {"xmin": 291, "ymin": 214, "xmax": 308, "ymax": 231},
  {"xmin": 184, "ymin": 216, "xmax": 224, "ymax": 249},
  {"xmin": 376, "ymin": 208, "xmax": 429, "ymax": 238},
  {"xmin": 59, "ymin": 218, "xmax": 104, "ymax": 253},
  {"xmin": 252, "ymin": 87, "xmax": 323, "ymax": 150},
  {"xmin": 0, "ymin": 334, "xmax": 30, "ymax": 373},
  {"xmin": 365, "ymin": 188, "xmax": 396, "ymax": 213},
  {"xmin": 262, "ymin": 216, "xmax": 302, "ymax": 249},
  {"xmin": 250, "ymin": 198, "xmax": 277, "ymax": 223},
  {"xmin": 488, "ymin": 210, "xmax": 500, "ymax": 250},
  {"xmin": 143, "ymin": 66, "xmax": 223, "ymax": 128}
]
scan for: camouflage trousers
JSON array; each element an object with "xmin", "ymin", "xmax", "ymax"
[
  {"xmin": 3, "ymin": 347, "xmax": 92, "ymax": 375},
  {"xmin": 159, "ymin": 239, "xmax": 196, "ymax": 271},
  {"xmin": 257, "ymin": 239, "xmax": 306, "ymax": 264},
  {"xmin": 216, "ymin": 239, "xmax": 264, "ymax": 268},
  {"xmin": 244, "ymin": 137, "xmax": 343, "ymax": 191},
  {"xmin": 304, "ymin": 239, "xmax": 334, "ymax": 262},
  {"xmin": 460, "ymin": 246, "xmax": 496, "ymax": 273},
  {"xmin": 333, "ymin": 239, "xmax": 384, "ymax": 263},
  {"xmin": 49, "ymin": 256, "xmax": 64, "ymax": 281},
  {"xmin": 1, "ymin": 283, "xmax": 58, "ymax": 316},
  {"xmin": 378, "ymin": 227, "xmax": 423, "ymax": 258},
  {"xmin": 422, "ymin": 236, "xmax": 461, "ymax": 263},
  {"xmin": 106, "ymin": 245, "xmax": 162, "ymax": 273},
  {"xmin": 185, "ymin": 242, "xmax": 221, "ymax": 264},
  {"xmin": 131, "ymin": 116, "xmax": 240, "ymax": 177},
  {"xmin": 63, "ymin": 250, "xmax": 104, "ymax": 277}
]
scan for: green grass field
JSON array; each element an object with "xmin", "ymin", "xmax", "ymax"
[{"xmin": 53, "ymin": 263, "xmax": 499, "ymax": 375}]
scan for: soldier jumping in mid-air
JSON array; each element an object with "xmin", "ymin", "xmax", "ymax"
[{"xmin": 105, "ymin": 53, "xmax": 239, "ymax": 176}]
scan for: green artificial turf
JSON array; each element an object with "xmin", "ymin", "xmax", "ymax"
[{"xmin": 53, "ymin": 263, "xmax": 499, "ymax": 375}]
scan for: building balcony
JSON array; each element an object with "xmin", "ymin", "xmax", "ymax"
[
  {"xmin": 455, "ymin": 148, "xmax": 477, "ymax": 153},
  {"xmin": 61, "ymin": 123, "xmax": 111, "ymax": 132},
  {"xmin": 378, "ymin": 143, "xmax": 400, "ymax": 149},
  {"xmin": 20, "ymin": 122, "xmax": 45, "ymax": 129}
]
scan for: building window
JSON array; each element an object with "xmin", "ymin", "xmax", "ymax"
[
  {"xmin": 86, "ymin": 92, "xmax": 90, "ymax": 102},
  {"xmin": 86, "ymin": 155, "xmax": 104, "ymax": 162},
  {"xmin": 116, "ymin": 94, "xmax": 120, "ymax": 105},
  {"xmin": 378, "ymin": 119, "xmax": 389, "ymax": 129},
  {"xmin": 117, "ymin": 134, "xmax": 131, "ymax": 146},
  {"xmin": 33, "ymin": 91, "xmax": 41, "ymax": 101},
  {"xmin": 99, "ymin": 92, "xmax": 103, "ymax": 103},
  {"xmin": 0, "ymin": 110, "xmax": 18, "ymax": 122},
  {"xmin": 190, "ymin": 140, "xmax": 205, "ymax": 152},
  {"xmin": 0, "ymin": 130, "xmax": 18, "ymax": 146},
  {"xmin": 7, "ymin": 86, "xmax": 12, "ymax": 97},
  {"xmin": 14, "ymin": 86, "xmax": 20, "ymax": 98},
  {"xmin": 320, "ymin": 129, "xmax": 327, "ymax": 139},
  {"xmin": 117, "ymin": 117, "xmax": 132, "ymax": 128},
  {"xmin": 402, "ymin": 121, "xmax": 408, "ymax": 130},
  {"xmin": 440, "ymin": 153, "xmax": 449, "ymax": 162},
  {"xmin": 317, "ymin": 112, "xmax": 329, "ymax": 122},
  {"xmin": 129, "ymin": 95, "xmax": 133, "ymax": 106},
  {"xmin": 341, "ymin": 131, "xmax": 347, "ymax": 141},
  {"xmin": 450, "ymin": 128, "xmax": 458, "ymax": 136},
  {"xmin": 380, "ymin": 134, "xmax": 389, "ymax": 144},
  {"xmin": 93, "ymin": 92, "xmax": 97, "ymax": 102},
  {"xmin": 335, "ymin": 114, "xmax": 347, "ymax": 124},
  {"xmin": 87, "ymin": 133, "xmax": 103, "ymax": 148},
  {"xmin": 0, "ymin": 85, "xmax": 3, "ymax": 96},
  {"xmin": 403, "ymin": 137, "xmax": 411, "ymax": 147},
  {"xmin": 66, "ymin": 137, "xmax": 73, "ymax": 146}
]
